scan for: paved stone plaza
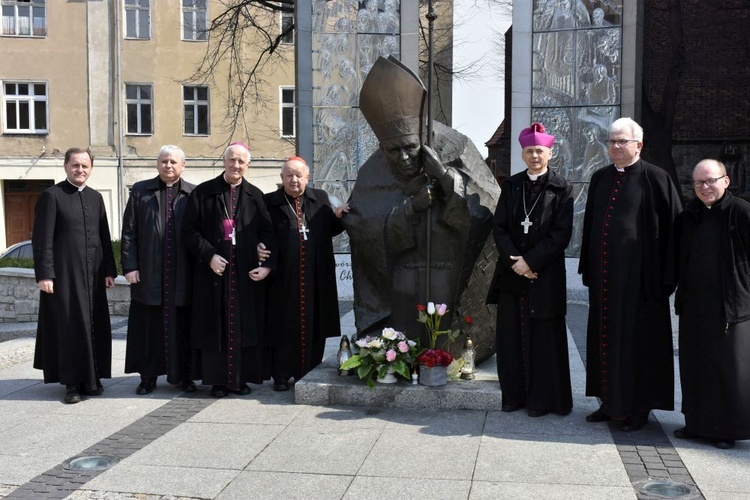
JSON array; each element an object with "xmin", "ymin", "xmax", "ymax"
[{"xmin": 0, "ymin": 261, "xmax": 748, "ymax": 499}]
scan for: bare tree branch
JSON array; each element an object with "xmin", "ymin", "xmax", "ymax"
[{"xmin": 187, "ymin": 0, "xmax": 508, "ymax": 142}]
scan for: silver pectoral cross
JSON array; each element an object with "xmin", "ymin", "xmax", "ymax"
[
  {"xmin": 230, "ymin": 227, "xmax": 236, "ymax": 246},
  {"xmin": 299, "ymin": 224, "xmax": 309, "ymax": 241},
  {"xmin": 521, "ymin": 217, "xmax": 533, "ymax": 234}
]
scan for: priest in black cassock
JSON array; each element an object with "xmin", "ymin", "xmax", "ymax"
[
  {"xmin": 579, "ymin": 118, "xmax": 682, "ymax": 431},
  {"xmin": 121, "ymin": 145, "xmax": 196, "ymax": 395},
  {"xmin": 183, "ymin": 142, "xmax": 277, "ymax": 398},
  {"xmin": 487, "ymin": 123, "xmax": 573, "ymax": 417},
  {"xmin": 673, "ymin": 159, "xmax": 750, "ymax": 450},
  {"xmin": 260, "ymin": 156, "xmax": 348, "ymax": 391},
  {"xmin": 32, "ymin": 148, "xmax": 117, "ymax": 404}
]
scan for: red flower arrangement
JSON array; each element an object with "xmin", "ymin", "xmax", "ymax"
[
  {"xmin": 415, "ymin": 302, "xmax": 462, "ymax": 368},
  {"xmin": 416, "ymin": 348, "xmax": 454, "ymax": 367}
]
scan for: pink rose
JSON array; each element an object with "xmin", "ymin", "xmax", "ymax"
[
  {"xmin": 385, "ymin": 349, "xmax": 397, "ymax": 362},
  {"xmin": 397, "ymin": 341, "xmax": 409, "ymax": 353}
]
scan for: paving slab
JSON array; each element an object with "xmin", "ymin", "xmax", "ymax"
[
  {"xmin": 288, "ymin": 404, "xmax": 394, "ymax": 429},
  {"xmin": 82, "ymin": 463, "xmax": 240, "ymax": 498},
  {"xmin": 473, "ymin": 434, "xmax": 632, "ymax": 487},
  {"xmin": 215, "ymin": 471, "xmax": 352, "ymax": 500},
  {"xmin": 245, "ymin": 425, "xmax": 382, "ymax": 476},
  {"xmin": 130, "ymin": 422, "xmax": 286, "ymax": 469},
  {"xmin": 344, "ymin": 476, "xmax": 471, "ymax": 500},
  {"xmin": 469, "ymin": 481, "xmax": 637, "ymax": 500},
  {"xmin": 358, "ymin": 431, "xmax": 480, "ymax": 480},
  {"xmin": 188, "ymin": 396, "xmax": 304, "ymax": 426}
]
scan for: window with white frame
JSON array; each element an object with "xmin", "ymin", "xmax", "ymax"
[
  {"xmin": 1, "ymin": 0, "xmax": 46, "ymax": 37},
  {"xmin": 124, "ymin": 0, "xmax": 150, "ymax": 39},
  {"xmin": 182, "ymin": 0, "xmax": 207, "ymax": 41},
  {"xmin": 280, "ymin": 87, "xmax": 295, "ymax": 137},
  {"xmin": 183, "ymin": 85, "xmax": 209, "ymax": 135},
  {"xmin": 280, "ymin": 11, "xmax": 294, "ymax": 44},
  {"xmin": 3, "ymin": 81, "xmax": 48, "ymax": 134},
  {"xmin": 125, "ymin": 84, "xmax": 152, "ymax": 134}
]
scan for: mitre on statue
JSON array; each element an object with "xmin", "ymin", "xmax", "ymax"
[{"xmin": 359, "ymin": 55, "xmax": 427, "ymax": 142}]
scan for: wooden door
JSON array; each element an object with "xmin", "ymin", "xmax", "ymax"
[{"xmin": 4, "ymin": 180, "xmax": 53, "ymax": 247}]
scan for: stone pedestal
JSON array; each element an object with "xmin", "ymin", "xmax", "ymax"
[{"xmin": 295, "ymin": 357, "xmax": 501, "ymax": 411}]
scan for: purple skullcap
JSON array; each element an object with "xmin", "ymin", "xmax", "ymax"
[{"xmin": 518, "ymin": 123, "xmax": 555, "ymax": 148}]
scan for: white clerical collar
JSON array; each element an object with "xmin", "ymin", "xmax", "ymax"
[
  {"xmin": 223, "ymin": 174, "xmax": 242, "ymax": 187},
  {"xmin": 526, "ymin": 169, "xmax": 548, "ymax": 181},
  {"xmin": 615, "ymin": 159, "xmax": 639, "ymax": 172},
  {"xmin": 66, "ymin": 179, "xmax": 85, "ymax": 191}
]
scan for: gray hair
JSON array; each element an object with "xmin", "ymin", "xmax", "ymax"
[
  {"xmin": 158, "ymin": 145, "xmax": 185, "ymax": 162},
  {"xmin": 610, "ymin": 117, "xmax": 644, "ymax": 142},
  {"xmin": 223, "ymin": 144, "xmax": 252, "ymax": 160},
  {"xmin": 280, "ymin": 156, "xmax": 310, "ymax": 175}
]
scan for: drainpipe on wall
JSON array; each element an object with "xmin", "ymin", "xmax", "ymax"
[{"xmin": 114, "ymin": 0, "xmax": 125, "ymax": 219}]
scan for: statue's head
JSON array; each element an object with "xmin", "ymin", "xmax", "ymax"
[{"xmin": 360, "ymin": 56, "xmax": 427, "ymax": 181}]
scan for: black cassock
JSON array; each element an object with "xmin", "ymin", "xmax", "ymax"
[
  {"xmin": 487, "ymin": 169, "xmax": 573, "ymax": 413},
  {"xmin": 183, "ymin": 175, "xmax": 276, "ymax": 390},
  {"xmin": 264, "ymin": 187, "xmax": 344, "ymax": 381},
  {"xmin": 121, "ymin": 178, "xmax": 196, "ymax": 384},
  {"xmin": 677, "ymin": 197, "xmax": 750, "ymax": 441},
  {"xmin": 32, "ymin": 181, "xmax": 116, "ymax": 387},
  {"xmin": 579, "ymin": 160, "xmax": 681, "ymax": 418}
]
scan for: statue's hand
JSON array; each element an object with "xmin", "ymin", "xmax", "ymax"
[
  {"xmin": 421, "ymin": 145, "xmax": 447, "ymax": 180},
  {"xmin": 412, "ymin": 184, "xmax": 433, "ymax": 212}
]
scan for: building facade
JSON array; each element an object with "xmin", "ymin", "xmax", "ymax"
[{"xmin": 0, "ymin": 0, "xmax": 296, "ymax": 249}]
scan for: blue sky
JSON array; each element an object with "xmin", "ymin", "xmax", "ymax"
[{"xmin": 452, "ymin": 0, "xmax": 512, "ymax": 158}]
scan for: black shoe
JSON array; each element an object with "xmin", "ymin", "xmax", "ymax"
[
  {"xmin": 64, "ymin": 385, "xmax": 81, "ymax": 404},
  {"xmin": 555, "ymin": 408, "xmax": 572, "ymax": 417},
  {"xmin": 136, "ymin": 378, "xmax": 157, "ymax": 395},
  {"xmin": 715, "ymin": 439, "xmax": 735, "ymax": 450},
  {"xmin": 273, "ymin": 379, "xmax": 290, "ymax": 392},
  {"xmin": 79, "ymin": 380, "xmax": 103, "ymax": 396},
  {"xmin": 179, "ymin": 380, "xmax": 197, "ymax": 392},
  {"xmin": 228, "ymin": 384, "xmax": 251, "ymax": 396},
  {"xmin": 673, "ymin": 427, "xmax": 694, "ymax": 440},
  {"xmin": 586, "ymin": 408, "xmax": 610, "ymax": 423},
  {"xmin": 211, "ymin": 385, "xmax": 228, "ymax": 398},
  {"xmin": 527, "ymin": 409, "xmax": 551, "ymax": 418},
  {"xmin": 619, "ymin": 411, "xmax": 649, "ymax": 432},
  {"xmin": 502, "ymin": 402, "xmax": 524, "ymax": 412}
]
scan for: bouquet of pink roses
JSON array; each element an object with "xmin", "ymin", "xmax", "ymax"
[{"xmin": 339, "ymin": 328, "xmax": 419, "ymax": 387}]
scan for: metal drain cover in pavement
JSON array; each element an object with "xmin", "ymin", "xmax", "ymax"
[
  {"xmin": 62, "ymin": 455, "xmax": 119, "ymax": 471},
  {"xmin": 635, "ymin": 479, "xmax": 697, "ymax": 498}
]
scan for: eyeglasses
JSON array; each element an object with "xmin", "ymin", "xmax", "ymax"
[
  {"xmin": 606, "ymin": 139, "xmax": 639, "ymax": 147},
  {"xmin": 692, "ymin": 176, "xmax": 727, "ymax": 188}
]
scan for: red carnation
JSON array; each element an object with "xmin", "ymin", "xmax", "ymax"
[
  {"xmin": 416, "ymin": 348, "xmax": 453, "ymax": 367},
  {"xmin": 417, "ymin": 304, "xmax": 426, "ymax": 312},
  {"xmin": 464, "ymin": 315, "xmax": 473, "ymax": 324}
]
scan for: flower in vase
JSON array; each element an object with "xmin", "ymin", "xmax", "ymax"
[{"xmin": 339, "ymin": 328, "xmax": 419, "ymax": 387}]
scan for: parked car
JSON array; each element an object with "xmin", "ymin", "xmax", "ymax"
[{"xmin": 0, "ymin": 240, "xmax": 32, "ymax": 260}]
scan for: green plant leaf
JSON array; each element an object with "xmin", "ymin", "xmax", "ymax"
[
  {"xmin": 339, "ymin": 354, "xmax": 362, "ymax": 370},
  {"xmin": 357, "ymin": 364, "xmax": 373, "ymax": 380},
  {"xmin": 392, "ymin": 360, "xmax": 409, "ymax": 379}
]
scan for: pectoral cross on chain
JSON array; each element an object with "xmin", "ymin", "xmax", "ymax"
[
  {"xmin": 521, "ymin": 217, "xmax": 533, "ymax": 234},
  {"xmin": 299, "ymin": 224, "xmax": 309, "ymax": 241},
  {"xmin": 229, "ymin": 227, "xmax": 236, "ymax": 246}
]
